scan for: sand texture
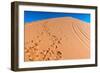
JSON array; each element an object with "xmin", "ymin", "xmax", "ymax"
[{"xmin": 24, "ymin": 17, "xmax": 90, "ymax": 62}]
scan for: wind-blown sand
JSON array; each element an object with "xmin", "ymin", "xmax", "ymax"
[{"xmin": 24, "ymin": 17, "xmax": 90, "ymax": 61}]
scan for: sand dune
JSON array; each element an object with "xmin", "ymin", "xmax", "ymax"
[{"xmin": 24, "ymin": 17, "xmax": 90, "ymax": 61}]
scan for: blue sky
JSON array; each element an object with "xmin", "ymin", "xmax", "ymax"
[{"xmin": 24, "ymin": 11, "xmax": 90, "ymax": 23}]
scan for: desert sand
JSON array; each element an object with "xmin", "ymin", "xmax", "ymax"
[{"xmin": 24, "ymin": 17, "xmax": 90, "ymax": 62}]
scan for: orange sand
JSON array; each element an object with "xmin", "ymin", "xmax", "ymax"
[{"xmin": 24, "ymin": 17, "xmax": 90, "ymax": 61}]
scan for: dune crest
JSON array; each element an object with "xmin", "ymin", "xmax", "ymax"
[{"xmin": 24, "ymin": 17, "xmax": 90, "ymax": 61}]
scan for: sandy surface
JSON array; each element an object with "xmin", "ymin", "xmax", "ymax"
[{"xmin": 24, "ymin": 17, "xmax": 90, "ymax": 62}]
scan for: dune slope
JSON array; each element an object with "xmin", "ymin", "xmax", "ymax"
[{"xmin": 24, "ymin": 17, "xmax": 90, "ymax": 61}]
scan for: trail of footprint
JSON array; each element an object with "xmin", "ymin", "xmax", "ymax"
[
  {"xmin": 41, "ymin": 22, "xmax": 63, "ymax": 60},
  {"xmin": 74, "ymin": 24, "xmax": 90, "ymax": 47},
  {"xmin": 71, "ymin": 24, "xmax": 89, "ymax": 48},
  {"xmin": 76, "ymin": 23, "xmax": 90, "ymax": 40},
  {"xmin": 25, "ymin": 21, "xmax": 63, "ymax": 61}
]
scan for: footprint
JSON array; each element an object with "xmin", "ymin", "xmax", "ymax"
[
  {"xmin": 58, "ymin": 40, "xmax": 61, "ymax": 44},
  {"xmin": 31, "ymin": 40, "xmax": 33, "ymax": 43},
  {"xmin": 34, "ymin": 43, "xmax": 38, "ymax": 46}
]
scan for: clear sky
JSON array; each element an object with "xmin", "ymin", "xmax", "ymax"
[{"xmin": 24, "ymin": 11, "xmax": 90, "ymax": 23}]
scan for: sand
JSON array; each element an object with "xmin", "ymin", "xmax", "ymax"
[{"xmin": 24, "ymin": 17, "xmax": 90, "ymax": 62}]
